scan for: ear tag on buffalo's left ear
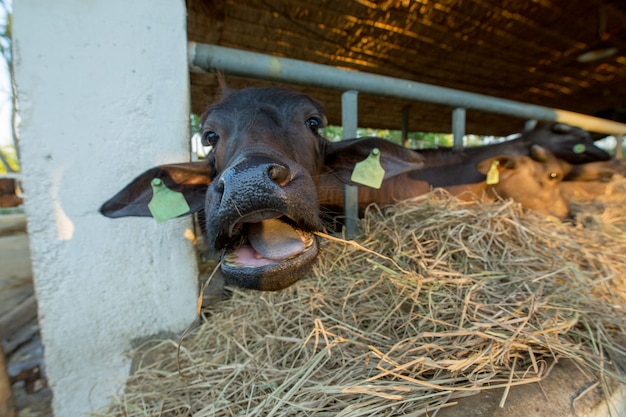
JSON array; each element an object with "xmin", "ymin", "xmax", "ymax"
[
  {"xmin": 148, "ymin": 178, "xmax": 191, "ymax": 223},
  {"xmin": 486, "ymin": 160, "xmax": 500, "ymax": 185},
  {"xmin": 351, "ymin": 148, "xmax": 385, "ymax": 189}
]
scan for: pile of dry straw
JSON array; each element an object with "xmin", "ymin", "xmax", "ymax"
[{"xmin": 101, "ymin": 181, "xmax": 626, "ymax": 416}]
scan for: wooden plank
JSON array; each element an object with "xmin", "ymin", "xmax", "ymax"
[
  {"xmin": 0, "ymin": 215, "xmax": 26, "ymax": 237},
  {"xmin": 0, "ymin": 234, "xmax": 31, "ymax": 282},
  {"xmin": 0, "ymin": 295, "xmax": 37, "ymax": 342},
  {"xmin": 2, "ymin": 320, "xmax": 38, "ymax": 356}
]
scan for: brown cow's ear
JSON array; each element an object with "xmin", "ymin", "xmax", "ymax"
[
  {"xmin": 476, "ymin": 156, "xmax": 517, "ymax": 175},
  {"xmin": 323, "ymin": 136, "xmax": 424, "ymax": 184},
  {"xmin": 100, "ymin": 162, "xmax": 214, "ymax": 218},
  {"xmin": 529, "ymin": 144, "xmax": 550, "ymax": 162}
]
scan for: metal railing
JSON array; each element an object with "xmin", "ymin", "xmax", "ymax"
[
  {"xmin": 189, "ymin": 43, "xmax": 626, "ymax": 135},
  {"xmin": 188, "ymin": 43, "xmax": 626, "ymax": 236}
]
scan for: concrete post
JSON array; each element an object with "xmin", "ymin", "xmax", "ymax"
[{"xmin": 13, "ymin": 1, "xmax": 198, "ymax": 415}]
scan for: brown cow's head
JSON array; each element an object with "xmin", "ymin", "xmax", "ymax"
[
  {"xmin": 475, "ymin": 145, "xmax": 571, "ymax": 219},
  {"xmin": 100, "ymin": 86, "xmax": 424, "ymax": 291}
]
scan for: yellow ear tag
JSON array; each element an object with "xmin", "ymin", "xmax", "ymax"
[
  {"xmin": 486, "ymin": 160, "xmax": 500, "ymax": 185},
  {"xmin": 350, "ymin": 148, "xmax": 385, "ymax": 189},
  {"xmin": 148, "ymin": 178, "xmax": 191, "ymax": 223}
]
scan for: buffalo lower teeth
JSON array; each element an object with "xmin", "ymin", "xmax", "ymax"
[{"xmin": 223, "ymin": 253, "xmax": 239, "ymax": 263}]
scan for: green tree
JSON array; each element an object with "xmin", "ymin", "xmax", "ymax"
[
  {"xmin": 0, "ymin": 0, "xmax": 17, "ymax": 173},
  {"xmin": 0, "ymin": 144, "xmax": 17, "ymax": 173},
  {"xmin": 322, "ymin": 125, "xmax": 452, "ymax": 148}
]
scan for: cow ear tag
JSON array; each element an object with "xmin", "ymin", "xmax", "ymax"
[
  {"xmin": 351, "ymin": 148, "xmax": 385, "ymax": 189},
  {"xmin": 486, "ymin": 160, "xmax": 500, "ymax": 185},
  {"xmin": 573, "ymin": 143, "xmax": 586, "ymax": 154},
  {"xmin": 148, "ymin": 178, "xmax": 190, "ymax": 223}
]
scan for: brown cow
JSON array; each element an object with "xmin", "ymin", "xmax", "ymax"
[
  {"xmin": 0, "ymin": 177, "xmax": 23, "ymax": 208},
  {"xmin": 559, "ymin": 158, "xmax": 626, "ymax": 202},
  {"xmin": 100, "ymin": 86, "xmax": 424, "ymax": 291},
  {"xmin": 563, "ymin": 158, "xmax": 626, "ymax": 182},
  {"xmin": 318, "ymin": 144, "xmax": 570, "ymax": 220}
]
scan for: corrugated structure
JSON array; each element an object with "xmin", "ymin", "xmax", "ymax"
[{"xmin": 187, "ymin": 0, "xmax": 626, "ymax": 136}]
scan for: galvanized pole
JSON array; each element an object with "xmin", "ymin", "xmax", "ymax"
[
  {"xmin": 524, "ymin": 120, "xmax": 537, "ymax": 131},
  {"xmin": 452, "ymin": 108, "xmax": 466, "ymax": 151},
  {"xmin": 342, "ymin": 90, "xmax": 359, "ymax": 239},
  {"xmin": 616, "ymin": 135, "xmax": 624, "ymax": 160},
  {"xmin": 401, "ymin": 105, "xmax": 410, "ymax": 148}
]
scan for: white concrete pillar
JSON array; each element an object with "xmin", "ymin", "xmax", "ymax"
[{"xmin": 13, "ymin": 1, "xmax": 197, "ymax": 415}]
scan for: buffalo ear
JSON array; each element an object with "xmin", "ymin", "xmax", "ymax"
[
  {"xmin": 100, "ymin": 162, "xmax": 214, "ymax": 218},
  {"xmin": 323, "ymin": 136, "xmax": 424, "ymax": 184}
]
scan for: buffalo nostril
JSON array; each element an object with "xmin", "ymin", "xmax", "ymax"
[
  {"xmin": 268, "ymin": 164, "xmax": 290, "ymax": 186},
  {"xmin": 216, "ymin": 177, "xmax": 225, "ymax": 193}
]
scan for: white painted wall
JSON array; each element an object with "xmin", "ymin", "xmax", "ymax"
[{"xmin": 13, "ymin": 1, "xmax": 197, "ymax": 415}]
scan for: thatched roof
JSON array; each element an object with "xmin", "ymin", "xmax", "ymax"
[{"xmin": 187, "ymin": 0, "xmax": 626, "ymax": 136}]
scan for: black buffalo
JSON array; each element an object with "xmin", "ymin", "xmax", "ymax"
[{"xmin": 100, "ymin": 86, "xmax": 423, "ymax": 290}]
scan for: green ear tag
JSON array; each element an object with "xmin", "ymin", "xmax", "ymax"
[
  {"xmin": 148, "ymin": 178, "xmax": 191, "ymax": 223},
  {"xmin": 350, "ymin": 148, "xmax": 386, "ymax": 189},
  {"xmin": 573, "ymin": 143, "xmax": 586, "ymax": 154},
  {"xmin": 486, "ymin": 160, "xmax": 500, "ymax": 185}
]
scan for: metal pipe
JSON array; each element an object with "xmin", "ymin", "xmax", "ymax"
[
  {"xmin": 452, "ymin": 108, "xmax": 466, "ymax": 151},
  {"xmin": 342, "ymin": 90, "xmax": 359, "ymax": 239},
  {"xmin": 616, "ymin": 135, "xmax": 624, "ymax": 160},
  {"xmin": 189, "ymin": 43, "xmax": 626, "ymax": 135},
  {"xmin": 401, "ymin": 106, "xmax": 410, "ymax": 147},
  {"xmin": 524, "ymin": 120, "xmax": 537, "ymax": 132}
]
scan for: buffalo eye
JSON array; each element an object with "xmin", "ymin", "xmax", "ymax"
[
  {"xmin": 201, "ymin": 131, "xmax": 219, "ymax": 147},
  {"xmin": 305, "ymin": 117, "xmax": 322, "ymax": 135}
]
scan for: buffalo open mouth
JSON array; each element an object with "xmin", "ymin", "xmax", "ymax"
[{"xmin": 218, "ymin": 212, "xmax": 319, "ymax": 290}]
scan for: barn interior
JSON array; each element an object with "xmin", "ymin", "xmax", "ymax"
[
  {"xmin": 2, "ymin": 1, "xmax": 626, "ymax": 416},
  {"xmin": 187, "ymin": 0, "xmax": 626, "ymax": 136}
]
